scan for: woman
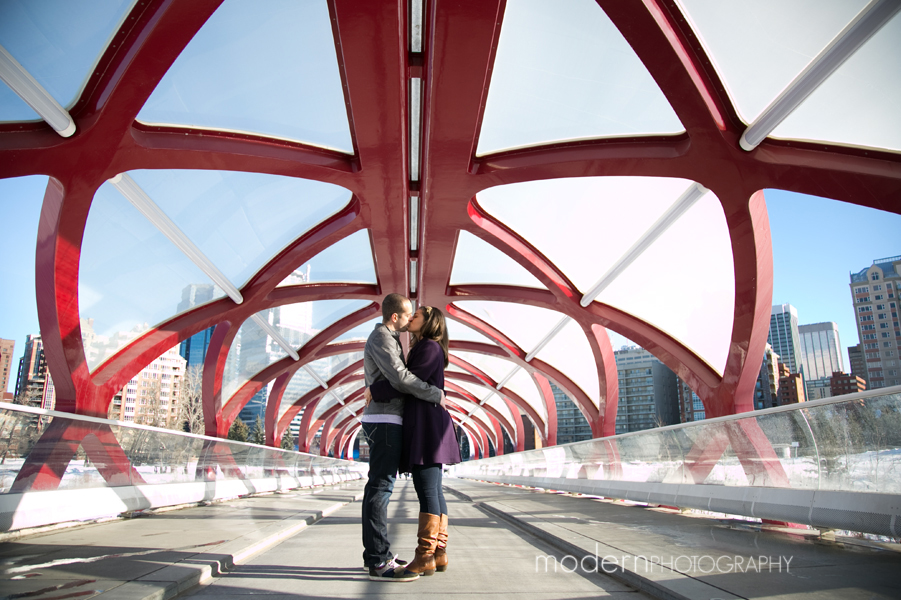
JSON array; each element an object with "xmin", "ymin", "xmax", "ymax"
[{"xmin": 367, "ymin": 306, "xmax": 461, "ymax": 576}]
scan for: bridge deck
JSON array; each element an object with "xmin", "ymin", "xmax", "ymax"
[{"xmin": 1, "ymin": 478, "xmax": 898, "ymax": 599}]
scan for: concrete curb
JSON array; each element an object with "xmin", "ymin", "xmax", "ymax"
[{"xmin": 91, "ymin": 485, "xmax": 365, "ymax": 600}]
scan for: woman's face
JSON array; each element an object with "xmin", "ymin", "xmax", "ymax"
[{"xmin": 407, "ymin": 308, "xmax": 425, "ymax": 335}]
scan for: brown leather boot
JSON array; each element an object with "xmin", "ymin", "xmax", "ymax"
[
  {"xmin": 404, "ymin": 513, "xmax": 440, "ymax": 576},
  {"xmin": 434, "ymin": 513, "xmax": 449, "ymax": 572}
]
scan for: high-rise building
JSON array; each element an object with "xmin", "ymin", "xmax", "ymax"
[
  {"xmin": 614, "ymin": 347, "xmax": 678, "ymax": 434},
  {"xmin": 798, "ymin": 322, "xmax": 843, "ymax": 400},
  {"xmin": 848, "ymin": 344, "xmax": 867, "ymax": 385},
  {"xmin": 1, "ymin": 339, "xmax": 15, "ymax": 399},
  {"xmin": 831, "ymin": 372, "xmax": 866, "ymax": 396},
  {"xmin": 109, "ymin": 346, "xmax": 186, "ymax": 426},
  {"xmin": 850, "ymin": 255, "xmax": 901, "ymax": 389},
  {"xmin": 177, "ymin": 284, "xmax": 217, "ymax": 369},
  {"xmin": 805, "ymin": 377, "xmax": 833, "ymax": 401},
  {"xmin": 777, "ymin": 363, "xmax": 806, "ymax": 405},
  {"xmin": 754, "ymin": 343, "xmax": 780, "ymax": 409},
  {"xmin": 14, "ymin": 335, "xmax": 54, "ymax": 410},
  {"xmin": 798, "ymin": 322, "xmax": 843, "ymax": 381},
  {"xmin": 768, "ymin": 304, "xmax": 802, "ymax": 377},
  {"xmin": 550, "ymin": 382, "xmax": 592, "ymax": 444},
  {"xmin": 677, "ymin": 380, "xmax": 705, "ymax": 422}
]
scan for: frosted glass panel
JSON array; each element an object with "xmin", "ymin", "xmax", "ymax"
[
  {"xmin": 278, "ymin": 352, "xmax": 364, "ymax": 417},
  {"xmin": 534, "ymin": 319, "xmax": 599, "ymax": 407},
  {"xmin": 452, "ymin": 351, "xmax": 515, "ymax": 383},
  {"xmin": 446, "ymin": 318, "xmax": 500, "ymax": 346},
  {"xmin": 772, "ymin": 13, "xmax": 901, "ymax": 153},
  {"xmin": 676, "ymin": 0, "xmax": 868, "ymax": 124},
  {"xmin": 312, "ymin": 381, "xmax": 363, "ymax": 420},
  {"xmin": 596, "ymin": 192, "xmax": 734, "ymax": 374},
  {"xmin": 138, "ymin": 0, "xmax": 352, "ymax": 152},
  {"xmin": 222, "ymin": 300, "xmax": 367, "ymax": 401},
  {"xmin": 278, "ymin": 230, "xmax": 376, "ymax": 286},
  {"xmin": 450, "ymin": 231, "xmax": 544, "ymax": 288},
  {"xmin": 449, "ymin": 379, "xmax": 517, "ymax": 430},
  {"xmin": 80, "ymin": 182, "xmax": 225, "ymax": 371},
  {"xmin": 0, "ymin": 0, "xmax": 135, "ymax": 120},
  {"xmin": 477, "ymin": 0, "xmax": 682, "ymax": 155},
  {"xmin": 477, "ymin": 177, "xmax": 693, "ymax": 293},
  {"xmin": 332, "ymin": 318, "xmax": 381, "ymax": 344},
  {"xmin": 127, "ymin": 170, "xmax": 351, "ymax": 288},
  {"xmin": 452, "ymin": 301, "xmax": 563, "ymax": 354},
  {"xmin": 506, "ymin": 367, "xmax": 547, "ymax": 424}
]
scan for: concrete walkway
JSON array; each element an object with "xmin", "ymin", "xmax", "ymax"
[
  {"xmin": 181, "ymin": 477, "xmax": 645, "ymax": 600},
  {"xmin": 2, "ymin": 477, "xmax": 899, "ymax": 599}
]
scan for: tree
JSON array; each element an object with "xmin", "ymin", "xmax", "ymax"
[
  {"xmin": 280, "ymin": 429, "xmax": 295, "ymax": 451},
  {"xmin": 228, "ymin": 418, "xmax": 249, "ymax": 442},
  {"xmin": 250, "ymin": 415, "xmax": 266, "ymax": 445},
  {"xmin": 177, "ymin": 365, "xmax": 204, "ymax": 434},
  {"xmin": 137, "ymin": 378, "xmax": 163, "ymax": 428}
]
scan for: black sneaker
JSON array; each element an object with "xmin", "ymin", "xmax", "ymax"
[
  {"xmin": 364, "ymin": 554, "xmax": 408, "ymax": 571},
  {"xmin": 368, "ymin": 557, "xmax": 418, "ymax": 582}
]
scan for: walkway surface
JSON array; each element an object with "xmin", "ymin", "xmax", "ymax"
[{"xmin": 1, "ymin": 477, "xmax": 899, "ymax": 600}]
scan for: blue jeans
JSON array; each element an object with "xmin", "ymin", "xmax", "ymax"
[
  {"xmin": 361, "ymin": 422, "xmax": 403, "ymax": 568},
  {"xmin": 411, "ymin": 463, "xmax": 447, "ymax": 515}
]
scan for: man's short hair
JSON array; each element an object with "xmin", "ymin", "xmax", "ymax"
[{"xmin": 381, "ymin": 293, "xmax": 409, "ymax": 322}]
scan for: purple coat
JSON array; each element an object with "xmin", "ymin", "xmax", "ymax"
[{"xmin": 370, "ymin": 339, "xmax": 462, "ymax": 472}]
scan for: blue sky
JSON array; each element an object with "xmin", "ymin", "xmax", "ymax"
[{"xmin": 2, "ymin": 174, "xmax": 900, "ymax": 393}]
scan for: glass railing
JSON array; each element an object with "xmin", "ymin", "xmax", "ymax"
[
  {"xmin": 0, "ymin": 402, "xmax": 365, "ymax": 495},
  {"xmin": 452, "ymin": 387, "xmax": 901, "ymax": 495}
]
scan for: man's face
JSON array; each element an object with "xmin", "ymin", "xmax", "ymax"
[{"xmin": 393, "ymin": 300, "xmax": 414, "ymax": 332}]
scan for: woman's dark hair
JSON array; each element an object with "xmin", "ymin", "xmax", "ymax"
[{"xmin": 415, "ymin": 306, "xmax": 449, "ymax": 367}]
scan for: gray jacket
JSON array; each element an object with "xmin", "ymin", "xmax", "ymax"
[{"xmin": 362, "ymin": 323, "xmax": 442, "ymax": 418}]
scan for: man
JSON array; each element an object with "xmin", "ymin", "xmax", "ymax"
[{"xmin": 362, "ymin": 293, "xmax": 446, "ymax": 582}]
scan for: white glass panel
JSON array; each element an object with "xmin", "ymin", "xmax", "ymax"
[
  {"xmin": 506, "ymin": 367, "xmax": 547, "ymax": 424},
  {"xmin": 446, "ymin": 318, "xmax": 500, "ymax": 346},
  {"xmin": 137, "ymin": 0, "xmax": 352, "ymax": 152},
  {"xmin": 477, "ymin": 0, "xmax": 683, "ymax": 156},
  {"xmin": 449, "ymin": 379, "xmax": 517, "ymax": 429},
  {"xmin": 279, "ymin": 376, "xmax": 319, "ymax": 419},
  {"xmin": 534, "ymin": 319, "xmax": 599, "ymax": 407},
  {"xmin": 483, "ymin": 393, "xmax": 517, "ymax": 431},
  {"xmin": 312, "ymin": 381, "xmax": 363, "ymax": 420},
  {"xmin": 676, "ymin": 0, "xmax": 868, "ymax": 124},
  {"xmin": 446, "ymin": 362, "xmax": 468, "ymax": 374},
  {"xmin": 772, "ymin": 12, "xmax": 901, "ymax": 153},
  {"xmin": 477, "ymin": 177, "xmax": 692, "ymax": 294},
  {"xmin": 81, "ymin": 182, "xmax": 225, "ymax": 372},
  {"xmin": 458, "ymin": 404, "xmax": 493, "ymax": 428},
  {"xmin": 452, "ymin": 351, "xmax": 514, "ymax": 382},
  {"xmin": 452, "ymin": 379, "xmax": 493, "ymax": 402},
  {"xmin": 450, "ymin": 231, "xmax": 544, "ymax": 288},
  {"xmin": 596, "ymin": 192, "xmax": 734, "ymax": 374},
  {"xmin": 452, "ymin": 300, "xmax": 563, "ymax": 354},
  {"xmin": 278, "ymin": 352, "xmax": 364, "ymax": 418},
  {"xmin": 222, "ymin": 300, "xmax": 367, "ymax": 400},
  {"xmin": 277, "ymin": 230, "xmax": 376, "ymax": 286},
  {"xmin": 332, "ymin": 317, "xmax": 381, "ymax": 344},
  {"xmin": 127, "ymin": 170, "xmax": 350, "ymax": 288},
  {"xmin": 0, "ymin": 0, "xmax": 135, "ymax": 120}
]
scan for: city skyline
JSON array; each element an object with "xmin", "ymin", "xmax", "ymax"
[{"xmin": 3, "ymin": 175, "xmax": 901, "ymax": 394}]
